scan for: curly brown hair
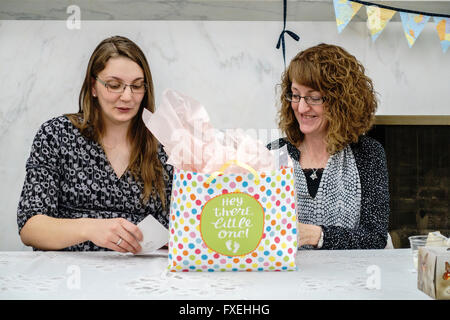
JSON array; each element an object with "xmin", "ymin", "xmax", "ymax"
[{"xmin": 278, "ymin": 43, "xmax": 378, "ymax": 154}]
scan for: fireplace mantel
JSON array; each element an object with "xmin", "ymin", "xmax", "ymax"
[{"xmin": 375, "ymin": 116, "xmax": 450, "ymax": 126}]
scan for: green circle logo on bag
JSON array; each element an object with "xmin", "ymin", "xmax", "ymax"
[{"xmin": 200, "ymin": 192, "xmax": 265, "ymax": 256}]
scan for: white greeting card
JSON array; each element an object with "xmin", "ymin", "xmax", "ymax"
[{"xmin": 135, "ymin": 214, "xmax": 169, "ymax": 255}]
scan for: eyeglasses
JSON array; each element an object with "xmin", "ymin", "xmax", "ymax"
[
  {"xmin": 285, "ymin": 92, "xmax": 326, "ymax": 105},
  {"xmin": 96, "ymin": 77, "xmax": 147, "ymax": 94}
]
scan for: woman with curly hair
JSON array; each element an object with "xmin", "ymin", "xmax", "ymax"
[
  {"xmin": 17, "ymin": 36, "xmax": 173, "ymax": 253},
  {"xmin": 268, "ymin": 43, "xmax": 390, "ymax": 250}
]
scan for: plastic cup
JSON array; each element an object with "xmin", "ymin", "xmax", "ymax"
[{"xmin": 408, "ymin": 235, "xmax": 427, "ymax": 270}]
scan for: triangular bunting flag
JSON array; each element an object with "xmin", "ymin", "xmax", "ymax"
[
  {"xmin": 333, "ymin": 0, "xmax": 363, "ymax": 33},
  {"xmin": 433, "ymin": 17, "xmax": 450, "ymax": 53},
  {"xmin": 400, "ymin": 12, "xmax": 430, "ymax": 48},
  {"xmin": 366, "ymin": 5, "xmax": 397, "ymax": 42}
]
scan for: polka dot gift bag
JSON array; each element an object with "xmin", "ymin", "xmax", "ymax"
[
  {"xmin": 141, "ymin": 89, "xmax": 297, "ymax": 272},
  {"xmin": 168, "ymin": 160, "xmax": 298, "ymax": 272}
]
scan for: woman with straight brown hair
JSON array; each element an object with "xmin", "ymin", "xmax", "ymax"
[
  {"xmin": 17, "ymin": 36, "xmax": 173, "ymax": 253},
  {"xmin": 268, "ymin": 43, "xmax": 390, "ymax": 250}
]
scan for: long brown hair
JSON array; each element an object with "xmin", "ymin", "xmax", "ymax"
[
  {"xmin": 278, "ymin": 43, "xmax": 378, "ymax": 154},
  {"xmin": 66, "ymin": 36, "xmax": 167, "ymax": 206}
]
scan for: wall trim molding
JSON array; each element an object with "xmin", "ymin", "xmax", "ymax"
[{"xmin": 2, "ymin": 1, "xmax": 449, "ymax": 21}]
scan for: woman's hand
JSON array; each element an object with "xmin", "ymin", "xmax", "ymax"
[
  {"xmin": 81, "ymin": 218, "xmax": 143, "ymax": 254},
  {"xmin": 297, "ymin": 222, "xmax": 322, "ymax": 247}
]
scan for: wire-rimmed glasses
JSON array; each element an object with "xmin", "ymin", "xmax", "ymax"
[{"xmin": 96, "ymin": 77, "xmax": 147, "ymax": 94}]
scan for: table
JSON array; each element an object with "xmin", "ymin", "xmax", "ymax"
[{"xmin": 0, "ymin": 249, "xmax": 431, "ymax": 300}]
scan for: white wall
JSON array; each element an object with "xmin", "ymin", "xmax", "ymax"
[{"xmin": 0, "ymin": 19, "xmax": 449, "ymax": 250}]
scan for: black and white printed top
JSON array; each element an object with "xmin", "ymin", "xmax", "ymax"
[
  {"xmin": 17, "ymin": 116, "xmax": 173, "ymax": 251},
  {"xmin": 268, "ymin": 136, "xmax": 390, "ymax": 250}
]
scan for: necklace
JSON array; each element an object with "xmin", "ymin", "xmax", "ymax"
[
  {"xmin": 310, "ymin": 169, "xmax": 318, "ymax": 180},
  {"xmin": 299, "ymin": 142, "xmax": 328, "ymax": 181}
]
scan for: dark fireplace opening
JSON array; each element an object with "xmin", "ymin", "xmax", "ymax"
[{"xmin": 367, "ymin": 123, "xmax": 449, "ymax": 248}]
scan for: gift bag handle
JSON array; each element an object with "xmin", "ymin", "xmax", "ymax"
[{"xmin": 205, "ymin": 160, "xmax": 260, "ymax": 185}]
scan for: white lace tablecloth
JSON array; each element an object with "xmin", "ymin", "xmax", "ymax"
[{"xmin": 0, "ymin": 249, "xmax": 430, "ymax": 300}]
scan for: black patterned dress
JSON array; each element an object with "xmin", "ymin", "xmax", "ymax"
[{"xmin": 17, "ymin": 116, "xmax": 173, "ymax": 251}]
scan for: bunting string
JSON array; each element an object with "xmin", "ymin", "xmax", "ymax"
[
  {"xmin": 276, "ymin": 0, "xmax": 300, "ymax": 68},
  {"xmin": 350, "ymin": 0, "xmax": 450, "ymax": 18}
]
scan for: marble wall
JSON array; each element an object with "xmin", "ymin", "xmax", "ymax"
[{"xmin": 0, "ymin": 17, "xmax": 449, "ymax": 250}]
